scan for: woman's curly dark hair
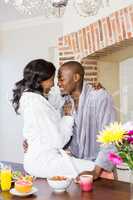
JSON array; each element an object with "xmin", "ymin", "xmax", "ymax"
[{"xmin": 12, "ymin": 59, "xmax": 56, "ymax": 114}]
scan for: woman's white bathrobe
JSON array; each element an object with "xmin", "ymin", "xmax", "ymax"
[{"xmin": 20, "ymin": 92, "xmax": 94, "ymax": 178}]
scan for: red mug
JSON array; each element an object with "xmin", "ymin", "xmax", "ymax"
[{"xmin": 79, "ymin": 175, "xmax": 93, "ymax": 192}]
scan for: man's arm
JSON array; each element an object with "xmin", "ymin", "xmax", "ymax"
[
  {"xmin": 96, "ymin": 90, "xmax": 116, "ymax": 131},
  {"xmin": 76, "ymin": 90, "xmax": 116, "ymax": 181},
  {"xmin": 75, "ymin": 165, "xmax": 102, "ymax": 182},
  {"xmin": 94, "ymin": 90, "xmax": 116, "ymax": 178}
]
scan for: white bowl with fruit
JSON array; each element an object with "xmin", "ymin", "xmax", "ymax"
[{"xmin": 47, "ymin": 176, "xmax": 72, "ymax": 192}]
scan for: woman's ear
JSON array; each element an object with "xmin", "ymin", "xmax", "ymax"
[{"xmin": 73, "ymin": 73, "xmax": 80, "ymax": 82}]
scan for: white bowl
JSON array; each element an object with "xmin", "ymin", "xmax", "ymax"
[{"xmin": 47, "ymin": 176, "xmax": 72, "ymax": 192}]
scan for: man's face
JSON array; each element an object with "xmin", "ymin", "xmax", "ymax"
[{"xmin": 58, "ymin": 66, "xmax": 76, "ymax": 95}]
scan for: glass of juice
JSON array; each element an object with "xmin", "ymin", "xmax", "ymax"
[
  {"xmin": 0, "ymin": 165, "xmax": 12, "ymax": 191},
  {"xmin": 79, "ymin": 175, "xmax": 93, "ymax": 192}
]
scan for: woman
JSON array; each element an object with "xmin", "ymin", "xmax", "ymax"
[{"xmin": 12, "ymin": 59, "xmax": 94, "ymax": 178}]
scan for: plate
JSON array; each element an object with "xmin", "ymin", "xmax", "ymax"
[{"xmin": 10, "ymin": 187, "xmax": 38, "ymax": 197}]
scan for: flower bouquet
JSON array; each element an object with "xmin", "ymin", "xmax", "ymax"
[
  {"xmin": 97, "ymin": 122, "xmax": 133, "ymax": 169},
  {"xmin": 97, "ymin": 122, "xmax": 133, "ymax": 199}
]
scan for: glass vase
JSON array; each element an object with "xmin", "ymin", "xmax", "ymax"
[{"xmin": 130, "ymin": 170, "xmax": 133, "ymax": 200}]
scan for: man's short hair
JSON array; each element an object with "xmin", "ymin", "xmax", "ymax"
[{"xmin": 62, "ymin": 61, "xmax": 84, "ymax": 80}]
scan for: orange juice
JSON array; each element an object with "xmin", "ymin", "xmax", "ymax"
[{"xmin": 0, "ymin": 168, "xmax": 12, "ymax": 191}]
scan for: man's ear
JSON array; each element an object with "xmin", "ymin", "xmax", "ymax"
[{"xmin": 73, "ymin": 73, "xmax": 80, "ymax": 82}]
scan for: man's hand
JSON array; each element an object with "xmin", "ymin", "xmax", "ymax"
[
  {"xmin": 23, "ymin": 139, "xmax": 28, "ymax": 153},
  {"xmin": 75, "ymin": 165, "xmax": 103, "ymax": 183}
]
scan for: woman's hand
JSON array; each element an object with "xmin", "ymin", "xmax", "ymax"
[
  {"xmin": 63, "ymin": 101, "xmax": 73, "ymax": 116},
  {"xmin": 23, "ymin": 139, "xmax": 28, "ymax": 153},
  {"xmin": 92, "ymin": 82, "xmax": 105, "ymax": 90}
]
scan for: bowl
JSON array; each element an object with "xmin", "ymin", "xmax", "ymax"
[{"xmin": 47, "ymin": 176, "xmax": 72, "ymax": 192}]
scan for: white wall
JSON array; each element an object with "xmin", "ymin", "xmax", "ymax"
[
  {"xmin": 120, "ymin": 58, "xmax": 133, "ymax": 122},
  {"xmin": 97, "ymin": 61, "xmax": 120, "ymax": 121},
  {"xmin": 62, "ymin": 0, "xmax": 133, "ymax": 34},
  {"xmin": 0, "ymin": 21, "xmax": 62, "ymax": 163},
  {"xmin": 97, "ymin": 45, "xmax": 133, "ymax": 122}
]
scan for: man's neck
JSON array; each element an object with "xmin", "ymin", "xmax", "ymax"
[
  {"xmin": 71, "ymin": 84, "xmax": 83, "ymax": 110},
  {"xmin": 71, "ymin": 90, "xmax": 81, "ymax": 100}
]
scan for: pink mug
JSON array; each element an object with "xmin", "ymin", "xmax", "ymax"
[{"xmin": 79, "ymin": 175, "xmax": 93, "ymax": 192}]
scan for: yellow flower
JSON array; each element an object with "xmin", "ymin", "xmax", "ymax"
[{"xmin": 97, "ymin": 122, "xmax": 125, "ymax": 144}]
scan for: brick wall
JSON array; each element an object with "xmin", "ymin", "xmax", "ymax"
[
  {"xmin": 58, "ymin": 4, "xmax": 133, "ymax": 84},
  {"xmin": 81, "ymin": 58, "xmax": 98, "ymax": 84}
]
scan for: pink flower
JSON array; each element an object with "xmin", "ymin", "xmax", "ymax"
[
  {"xmin": 127, "ymin": 136, "xmax": 133, "ymax": 144},
  {"xmin": 127, "ymin": 130, "xmax": 133, "ymax": 135},
  {"xmin": 108, "ymin": 152, "xmax": 123, "ymax": 165}
]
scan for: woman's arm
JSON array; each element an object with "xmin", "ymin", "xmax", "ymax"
[
  {"xmin": 58, "ymin": 100, "xmax": 74, "ymax": 147},
  {"xmin": 21, "ymin": 93, "xmax": 73, "ymax": 149}
]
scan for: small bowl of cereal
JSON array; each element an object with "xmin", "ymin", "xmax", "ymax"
[{"xmin": 47, "ymin": 176, "xmax": 72, "ymax": 192}]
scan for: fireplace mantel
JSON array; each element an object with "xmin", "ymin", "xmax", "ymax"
[{"xmin": 58, "ymin": 4, "xmax": 133, "ymax": 84}]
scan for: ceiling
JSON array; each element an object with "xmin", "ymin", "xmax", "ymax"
[{"xmin": 0, "ymin": 0, "xmax": 49, "ymax": 24}]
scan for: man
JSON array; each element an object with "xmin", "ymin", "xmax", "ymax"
[{"xmin": 57, "ymin": 61, "xmax": 116, "ymax": 180}]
